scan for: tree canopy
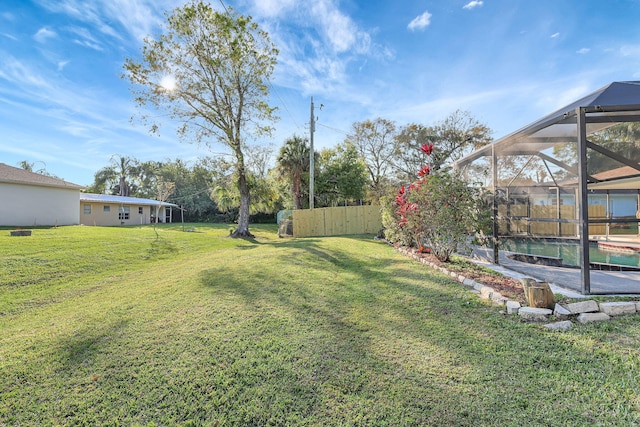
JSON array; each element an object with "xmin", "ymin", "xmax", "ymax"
[
  {"xmin": 315, "ymin": 143, "xmax": 368, "ymax": 207},
  {"xmin": 277, "ymin": 135, "xmax": 310, "ymax": 210},
  {"xmin": 348, "ymin": 118, "xmax": 398, "ymax": 201},
  {"xmin": 123, "ymin": 0, "xmax": 278, "ymax": 237}
]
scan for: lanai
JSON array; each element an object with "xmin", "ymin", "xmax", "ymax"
[{"xmin": 455, "ymin": 81, "xmax": 640, "ymax": 294}]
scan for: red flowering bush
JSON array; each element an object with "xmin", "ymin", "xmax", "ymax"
[
  {"xmin": 381, "ymin": 143, "xmax": 488, "ymax": 262},
  {"xmin": 420, "ymin": 142, "xmax": 433, "ymax": 155}
]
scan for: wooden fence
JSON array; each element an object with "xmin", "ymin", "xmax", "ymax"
[
  {"xmin": 497, "ymin": 203, "xmax": 608, "ymax": 237},
  {"xmin": 292, "ymin": 205, "xmax": 382, "ymax": 237}
]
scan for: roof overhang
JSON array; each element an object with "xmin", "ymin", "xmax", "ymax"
[
  {"xmin": 80, "ymin": 193, "xmax": 179, "ymax": 208},
  {"xmin": 455, "ymin": 81, "xmax": 640, "ymax": 168}
]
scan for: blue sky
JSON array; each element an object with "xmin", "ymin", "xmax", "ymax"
[{"xmin": 1, "ymin": 0, "xmax": 640, "ymax": 186}]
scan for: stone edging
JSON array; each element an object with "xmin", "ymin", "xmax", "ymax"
[
  {"xmin": 396, "ymin": 247, "xmax": 511, "ymax": 305},
  {"xmin": 396, "ymin": 246, "xmax": 640, "ymax": 331},
  {"xmin": 518, "ymin": 300, "xmax": 640, "ymax": 331}
]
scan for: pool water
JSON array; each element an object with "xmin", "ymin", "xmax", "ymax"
[{"xmin": 496, "ymin": 239, "xmax": 640, "ymax": 268}]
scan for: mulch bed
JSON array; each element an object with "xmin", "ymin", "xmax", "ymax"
[{"xmin": 408, "ymin": 248, "xmax": 526, "ymax": 304}]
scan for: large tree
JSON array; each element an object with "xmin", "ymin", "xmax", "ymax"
[
  {"xmin": 277, "ymin": 135, "xmax": 310, "ymax": 210},
  {"xmin": 393, "ymin": 111, "xmax": 492, "ymax": 181},
  {"xmin": 161, "ymin": 158, "xmax": 219, "ymax": 221},
  {"xmin": 348, "ymin": 118, "xmax": 398, "ymax": 201},
  {"xmin": 429, "ymin": 110, "xmax": 492, "ymax": 170},
  {"xmin": 210, "ymin": 156, "xmax": 281, "ymax": 218},
  {"xmin": 315, "ymin": 142, "xmax": 368, "ymax": 207},
  {"xmin": 124, "ymin": 1, "xmax": 278, "ymax": 237},
  {"xmin": 393, "ymin": 123, "xmax": 434, "ymax": 183}
]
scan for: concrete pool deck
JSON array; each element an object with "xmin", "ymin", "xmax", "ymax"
[{"xmin": 471, "ymin": 246, "xmax": 640, "ymax": 298}]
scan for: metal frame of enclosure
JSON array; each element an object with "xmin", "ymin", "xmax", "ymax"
[{"xmin": 454, "ymin": 81, "xmax": 640, "ymax": 294}]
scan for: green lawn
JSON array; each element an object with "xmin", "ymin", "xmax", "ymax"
[{"xmin": 1, "ymin": 224, "xmax": 639, "ymax": 426}]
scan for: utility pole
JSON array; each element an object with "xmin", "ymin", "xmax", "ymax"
[{"xmin": 309, "ymin": 96, "xmax": 315, "ymax": 209}]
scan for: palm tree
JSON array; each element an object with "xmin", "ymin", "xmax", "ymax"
[
  {"xmin": 113, "ymin": 155, "xmax": 139, "ymax": 196},
  {"xmin": 16, "ymin": 160, "xmax": 54, "ymax": 176},
  {"xmin": 277, "ymin": 135, "xmax": 310, "ymax": 210},
  {"xmin": 88, "ymin": 155, "xmax": 140, "ymax": 196},
  {"xmin": 17, "ymin": 160, "xmax": 35, "ymax": 172}
]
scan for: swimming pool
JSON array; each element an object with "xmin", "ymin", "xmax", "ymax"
[{"xmin": 495, "ymin": 238, "xmax": 640, "ymax": 268}]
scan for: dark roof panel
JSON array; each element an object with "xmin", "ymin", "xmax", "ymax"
[{"xmin": 455, "ymin": 81, "xmax": 640, "ymax": 167}]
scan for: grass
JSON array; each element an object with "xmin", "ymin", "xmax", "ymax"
[{"xmin": 1, "ymin": 224, "xmax": 639, "ymax": 426}]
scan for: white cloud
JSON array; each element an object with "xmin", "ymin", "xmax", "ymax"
[
  {"xmin": 60, "ymin": 123, "xmax": 92, "ymax": 137},
  {"xmin": 620, "ymin": 44, "xmax": 640, "ymax": 57},
  {"xmin": 34, "ymin": 27, "xmax": 57, "ymax": 43},
  {"xmin": 101, "ymin": 0, "xmax": 166, "ymax": 42},
  {"xmin": 310, "ymin": 0, "xmax": 373, "ymax": 54},
  {"xmin": 312, "ymin": 2, "xmax": 356, "ymax": 53},
  {"xmin": 57, "ymin": 60, "xmax": 70, "ymax": 71},
  {"xmin": 550, "ymin": 32, "xmax": 560, "ymax": 38},
  {"xmin": 0, "ymin": 56, "xmax": 49, "ymax": 88},
  {"xmin": 67, "ymin": 26, "xmax": 104, "ymax": 51},
  {"xmin": 73, "ymin": 39, "xmax": 104, "ymax": 51},
  {"xmin": 463, "ymin": 1, "xmax": 484, "ymax": 10},
  {"xmin": 0, "ymin": 54, "xmax": 113, "ymax": 125},
  {"xmin": 392, "ymin": 88, "xmax": 505, "ymax": 124},
  {"xmin": 535, "ymin": 83, "xmax": 591, "ymax": 112},
  {"xmin": 260, "ymin": 0, "xmax": 390, "ymax": 99},
  {"xmin": 408, "ymin": 11, "xmax": 432, "ymax": 31},
  {"xmin": 251, "ymin": 0, "xmax": 297, "ymax": 18},
  {"xmin": 34, "ymin": 0, "xmax": 167, "ymax": 44},
  {"xmin": 576, "ymin": 48, "xmax": 590, "ymax": 54}
]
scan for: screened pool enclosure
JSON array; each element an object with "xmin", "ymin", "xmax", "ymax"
[{"xmin": 455, "ymin": 81, "xmax": 640, "ymax": 294}]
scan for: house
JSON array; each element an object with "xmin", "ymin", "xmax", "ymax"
[
  {"xmin": 80, "ymin": 193, "xmax": 179, "ymax": 226},
  {"xmin": 0, "ymin": 162, "xmax": 83, "ymax": 226},
  {"xmin": 0, "ymin": 162, "xmax": 180, "ymax": 227}
]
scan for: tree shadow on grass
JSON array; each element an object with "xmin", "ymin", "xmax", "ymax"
[
  {"xmin": 55, "ymin": 318, "xmax": 130, "ymax": 371},
  {"xmin": 143, "ymin": 237, "xmax": 179, "ymax": 259},
  {"xmin": 196, "ymin": 237, "xmax": 500, "ymax": 420},
  {"xmin": 196, "ymin": 235, "xmax": 640, "ymax": 424}
]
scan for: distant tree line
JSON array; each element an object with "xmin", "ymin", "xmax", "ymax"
[{"xmin": 17, "ymin": 109, "xmax": 494, "ymax": 224}]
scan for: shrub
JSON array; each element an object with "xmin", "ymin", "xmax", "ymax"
[{"xmin": 381, "ymin": 144, "xmax": 488, "ymax": 262}]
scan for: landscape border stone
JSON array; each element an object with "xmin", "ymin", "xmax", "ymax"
[
  {"xmin": 544, "ymin": 320, "xmax": 573, "ymax": 331},
  {"xmin": 553, "ymin": 304, "xmax": 572, "ymax": 320},
  {"xmin": 566, "ymin": 300, "xmax": 600, "ymax": 314},
  {"xmin": 599, "ymin": 301, "xmax": 637, "ymax": 316},
  {"xmin": 519, "ymin": 307, "xmax": 553, "ymax": 322},
  {"xmin": 506, "ymin": 300, "xmax": 521, "ymax": 315},
  {"xmin": 394, "ymin": 245, "xmax": 640, "ymax": 329},
  {"xmin": 577, "ymin": 312, "xmax": 612, "ymax": 324}
]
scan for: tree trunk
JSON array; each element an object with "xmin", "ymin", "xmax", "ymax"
[
  {"xmin": 231, "ymin": 168, "xmax": 254, "ymax": 238},
  {"xmin": 293, "ymin": 171, "xmax": 303, "ymax": 210},
  {"xmin": 119, "ymin": 176, "xmax": 128, "ymax": 196}
]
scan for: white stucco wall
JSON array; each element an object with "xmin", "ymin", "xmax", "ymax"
[{"xmin": 0, "ymin": 182, "xmax": 80, "ymax": 226}]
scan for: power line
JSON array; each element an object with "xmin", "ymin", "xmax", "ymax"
[
  {"xmin": 269, "ymin": 81, "xmax": 302, "ymax": 130},
  {"xmin": 216, "ymin": 0, "xmax": 301, "ymax": 135},
  {"xmin": 218, "ymin": 0, "xmax": 230, "ymax": 14},
  {"xmin": 317, "ymin": 122, "xmax": 348, "ymax": 135}
]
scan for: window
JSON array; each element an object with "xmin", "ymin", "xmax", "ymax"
[
  {"xmin": 83, "ymin": 204, "xmax": 91, "ymax": 214},
  {"xmin": 119, "ymin": 206, "xmax": 130, "ymax": 220},
  {"xmin": 138, "ymin": 207, "xmax": 143, "ymax": 215},
  {"xmin": 103, "ymin": 205, "xmax": 110, "ymax": 212}
]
